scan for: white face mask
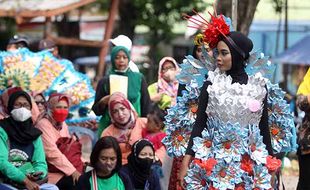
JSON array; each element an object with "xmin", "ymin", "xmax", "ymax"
[
  {"xmin": 163, "ymin": 69, "xmax": 177, "ymax": 82},
  {"xmin": 11, "ymin": 107, "xmax": 32, "ymax": 122}
]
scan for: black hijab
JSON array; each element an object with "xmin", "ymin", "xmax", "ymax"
[
  {"xmin": 0, "ymin": 90, "xmax": 42, "ymax": 144},
  {"xmin": 127, "ymin": 139, "xmax": 155, "ymax": 188},
  {"xmin": 220, "ymin": 31, "xmax": 253, "ymax": 84}
]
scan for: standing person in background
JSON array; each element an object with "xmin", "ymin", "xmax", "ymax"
[
  {"xmin": 92, "ymin": 46, "xmax": 151, "ymax": 137},
  {"xmin": 6, "ymin": 35, "xmax": 29, "ymax": 52},
  {"xmin": 77, "ymin": 136, "xmax": 133, "ymax": 190},
  {"xmin": 101, "ymin": 92, "xmax": 146, "ymax": 164},
  {"xmin": 0, "ymin": 89, "xmax": 58, "ymax": 190},
  {"xmin": 192, "ymin": 42, "xmax": 213, "ymax": 61},
  {"xmin": 121, "ymin": 139, "xmax": 161, "ymax": 190},
  {"xmin": 35, "ymin": 93, "xmax": 82, "ymax": 190},
  {"xmin": 148, "ymin": 57, "xmax": 179, "ymax": 110},
  {"xmin": 110, "ymin": 35, "xmax": 140, "ymax": 72},
  {"xmin": 296, "ymin": 69, "xmax": 310, "ymax": 190},
  {"xmin": 38, "ymin": 39, "xmax": 61, "ymax": 59},
  {"xmin": 177, "ymin": 42, "xmax": 214, "ymax": 96}
]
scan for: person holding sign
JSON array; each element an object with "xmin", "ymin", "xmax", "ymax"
[{"xmin": 92, "ymin": 46, "xmax": 151, "ymax": 137}]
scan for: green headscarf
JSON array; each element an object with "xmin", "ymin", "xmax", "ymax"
[{"xmin": 110, "ymin": 46, "xmax": 131, "ymax": 72}]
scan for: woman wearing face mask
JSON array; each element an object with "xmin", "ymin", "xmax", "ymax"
[
  {"xmin": 121, "ymin": 139, "xmax": 160, "ymax": 190},
  {"xmin": 178, "ymin": 16, "xmax": 277, "ymax": 189},
  {"xmin": 77, "ymin": 136, "xmax": 133, "ymax": 190},
  {"xmin": 101, "ymin": 92, "xmax": 146, "ymax": 165},
  {"xmin": 35, "ymin": 93, "xmax": 81, "ymax": 190},
  {"xmin": 148, "ymin": 57, "xmax": 179, "ymax": 110},
  {"xmin": 0, "ymin": 89, "xmax": 58, "ymax": 190},
  {"xmin": 92, "ymin": 46, "xmax": 151, "ymax": 137},
  {"xmin": 0, "ymin": 87, "xmax": 41, "ymax": 122}
]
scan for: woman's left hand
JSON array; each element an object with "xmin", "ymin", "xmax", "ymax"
[
  {"xmin": 26, "ymin": 171, "xmax": 43, "ymax": 181},
  {"xmin": 151, "ymin": 93, "xmax": 163, "ymax": 102}
]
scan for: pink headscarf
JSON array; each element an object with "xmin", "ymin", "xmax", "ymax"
[
  {"xmin": 44, "ymin": 93, "xmax": 71, "ymax": 129},
  {"xmin": 46, "ymin": 93, "xmax": 71, "ymax": 110},
  {"xmin": 157, "ymin": 57, "xmax": 179, "ymax": 106},
  {"xmin": 108, "ymin": 92, "xmax": 137, "ymax": 129}
]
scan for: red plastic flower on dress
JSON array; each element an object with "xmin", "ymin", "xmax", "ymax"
[
  {"xmin": 204, "ymin": 14, "xmax": 230, "ymax": 49},
  {"xmin": 194, "ymin": 158, "xmax": 218, "ymax": 176},
  {"xmin": 209, "ymin": 184, "xmax": 219, "ymax": 190},
  {"xmin": 234, "ymin": 183, "xmax": 245, "ymax": 190},
  {"xmin": 266, "ymin": 155, "xmax": 282, "ymax": 172},
  {"xmin": 240, "ymin": 154, "xmax": 254, "ymax": 175}
]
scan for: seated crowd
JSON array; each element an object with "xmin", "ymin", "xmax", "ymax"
[
  {"xmin": 0, "ymin": 39, "xmax": 175, "ymax": 190},
  {"xmin": 0, "ymin": 88, "xmax": 167, "ymax": 190}
]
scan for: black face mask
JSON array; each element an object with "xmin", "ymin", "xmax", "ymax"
[
  {"xmin": 138, "ymin": 157, "xmax": 154, "ymax": 171},
  {"xmin": 127, "ymin": 140, "xmax": 155, "ymax": 188}
]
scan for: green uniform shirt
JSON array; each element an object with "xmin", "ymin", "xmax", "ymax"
[
  {"xmin": 0, "ymin": 127, "xmax": 47, "ymax": 183},
  {"xmin": 90, "ymin": 172, "xmax": 125, "ymax": 190}
]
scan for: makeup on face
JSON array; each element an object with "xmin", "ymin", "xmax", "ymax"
[
  {"xmin": 216, "ymin": 41, "xmax": 232, "ymax": 72},
  {"xmin": 111, "ymin": 103, "xmax": 131, "ymax": 124}
]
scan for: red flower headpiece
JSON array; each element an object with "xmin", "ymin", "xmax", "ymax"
[
  {"xmin": 183, "ymin": 9, "xmax": 230, "ymax": 49},
  {"xmin": 203, "ymin": 14, "xmax": 230, "ymax": 48}
]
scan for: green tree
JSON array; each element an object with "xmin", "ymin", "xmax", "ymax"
[
  {"xmin": 97, "ymin": 0, "xmax": 284, "ymax": 79},
  {"xmin": 116, "ymin": 0, "xmax": 207, "ymax": 41}
]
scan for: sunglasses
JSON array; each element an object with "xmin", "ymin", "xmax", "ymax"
[{"xmin": 35, "ymin": 101, "xmax": 45, "ymax": 105}]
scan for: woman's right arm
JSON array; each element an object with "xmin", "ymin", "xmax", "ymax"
[
  {"xmin": 179, "ymin": 81, "xmax": 210, "ymax": 188},
  {"xmin": 92, "ymin": 77, "xmax": 110, "ymax": 116}
]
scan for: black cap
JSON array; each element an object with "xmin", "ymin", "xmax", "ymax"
[
  {"xmin": 38, "ymin": 39, "xmax": 56, "ymax": 50},
  {"xmin": 8, "ymin": 35, "xmax": 29, "ymax": 47}
]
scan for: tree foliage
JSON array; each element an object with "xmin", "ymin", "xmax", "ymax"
[
  {"xmin": 271, "ymin": 0, "xmax": 284, "ymax": 13},
  {"xmin": 117, "ymin": 0, "xmax": 207, "ymax": 45}
]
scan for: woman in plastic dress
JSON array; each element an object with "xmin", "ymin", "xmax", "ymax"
[{"xmin": 177, "ymin": 14, "xmax": 282, "ymax": 190}]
